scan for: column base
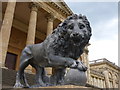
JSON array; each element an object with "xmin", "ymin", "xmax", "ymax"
[{"xmin": 24, "ymin": 65, "xmax": 33, "ymax": 74}]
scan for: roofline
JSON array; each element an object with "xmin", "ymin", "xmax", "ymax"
[
  {"xmin": 90, "ymin": 58, "xmax": 120, "ymax": 71},
  {"xmin": 61, "ymin": 1, "xmax": 73, "ymax": 15}
]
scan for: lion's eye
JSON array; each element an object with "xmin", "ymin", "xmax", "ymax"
[
  {"xmin": 68, "ymin": 24, "xmax": 74, "ymax": 29},
  {"xmin": 79, "ymin": 23, "xmax": 85, "ymax": 29}
]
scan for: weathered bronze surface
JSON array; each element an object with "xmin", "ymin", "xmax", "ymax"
[{"xmin": 14, "ymin": 14, "xmax": 92, "ymax": 88}]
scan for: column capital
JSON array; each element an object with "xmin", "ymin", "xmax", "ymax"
[
  {"xmin": 46, "ymin": 13, "xmax": 55, "ymax": 22},
  {"xmin": 29, "ymin": 2, "xmax": 39, "ymax": 12}
]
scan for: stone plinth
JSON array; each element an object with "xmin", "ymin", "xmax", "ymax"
[
  {"xmin": 40, "ymin": 85, "xmax": 88, "ymax": 88},
  {"xmin": 38, "ymin": 85, "xmax": 100, "ymax": 90},
  {"xmin": 2, "ymin": 86, "xmax": 100, "ymax": 90}
]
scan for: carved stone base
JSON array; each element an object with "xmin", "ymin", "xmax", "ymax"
[
  {"xmin": 38, "ymin": 85, "xmax": 100, "ymax": 90},
  {"xmin": 39, "ymin": 85, "xmax": 88, "ymax": 88},
  {"xmin": 4, "ymin": 85, "xmax": 100, "ymax": 90}
]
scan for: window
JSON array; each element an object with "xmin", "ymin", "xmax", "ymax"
[
  {"xmin": 108, "ymin": 72, "xmax": 112, "ymax": 79},
  {"xmin": 5, "ymin": 52, "xmax": 17, "ymax": 70}
]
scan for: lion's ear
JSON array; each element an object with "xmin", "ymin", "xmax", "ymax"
[
  {"xmin": 67, "ymin": 15, "xmax": 73, "ymax": 20},
  {"xmin": 62, "ymin": 22, "xmax": 67, "ymax": 26},
  {"xmin": 83, "ymin": 15, "xmax": 87, "ymax": 21},
  {"xmin": 61, "ymin": 20, "xmax": 68, "ymax": 27},
  {"xmin": 79, "ymin": 14, "xmax": 82, "ymax": 17}
]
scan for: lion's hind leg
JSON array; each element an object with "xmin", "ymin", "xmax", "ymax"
[
  {"xmin": 14, "ymin": 47, "xmax": 32, "ymax": 88},
  {"xmin": 14, "ymin": 60, "xmax": 30, "ymax": 88}
]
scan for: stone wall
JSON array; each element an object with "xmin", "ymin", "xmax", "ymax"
[{"xmin": 2, "ymin": 68, "xmax": 35, "ymax": 88}]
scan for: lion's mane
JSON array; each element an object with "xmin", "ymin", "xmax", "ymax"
[{"xmin": 47, "ymin": 14, "xmax": 92, "ymax": 59}]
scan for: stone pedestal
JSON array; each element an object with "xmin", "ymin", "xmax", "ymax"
[
  {"xmin": 8, "ymin": 86, "xmax": 100, "ymax": 90},
  {"xmin": 39, "ymin": 85, "xmax": 100, "ymax": 90}
]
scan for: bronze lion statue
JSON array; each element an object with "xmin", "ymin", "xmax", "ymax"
[{"xmin": 14, "ymin": 14, "xmax": 92, "ymax": 88}]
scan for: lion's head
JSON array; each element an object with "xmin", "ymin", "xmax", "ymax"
[{"xmin": 48, "ymin": 14, "xmax": 92, "ymax": 59}]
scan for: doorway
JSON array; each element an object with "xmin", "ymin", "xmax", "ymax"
[{"xmin": 5, "ymin": 52, "xmax": 17, "ymax": 70}]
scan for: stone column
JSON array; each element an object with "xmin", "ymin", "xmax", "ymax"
[
  {"xmin": 118, "ymin": 72, "xmax": 120, "ymax": 90},
  {"xmin": 103, "ymin": 70, "xmax": 110, "ymax": 88},
  {"xmin": 0, "ymin": 0, "xmax": 16, "ymax": 67},
  {"xmin": 96, "ymin": 77, "xmax": 98, "ymax": 87},
  {"xmin": 26, "ymin": 3, "xmax": 38, "ymax": 45},
  {"xmin": 81, "ymin": 44, "xmax": 91, "ymax": 84},
  {"xmin": 46, "ymin": 13, "xmax": 55, "ymax": 36},
  {"xmin": 45, "ymin": 13, "xmax": 55, "ymax": 75},
  {"xmin": 94, "ymin": 77, "xmax": 96, "ymax": 86},
  {"xmin": 112, "ymin": 73, "xmax": 116, "ymax": 88},
  {"xmin": 25, "ymin": 3, "xmax": 38, "ymax": 73},
  {"xmin": 103, "ymin": 80, "xmax": 105, "ymax": 88},
  {"xmin": 100, "ymin": 79, "xmax": 103, "ymax": 88},
  {"xmin": 97, "ymin": 78, "xmax": 100, "ymax": 87}
]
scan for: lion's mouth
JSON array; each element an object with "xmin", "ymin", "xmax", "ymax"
[
  {"xmin": 70, "ymin": 34, "xmax": 85, "ymax": 46},
  {"xmin": 70, "ymin": 37, "xmax": 81, "ymax": 46}
]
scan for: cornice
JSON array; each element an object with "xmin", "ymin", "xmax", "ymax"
[
  {"xmin": 60, "ymin": 2, "xmax": 73, "ymax": 14},
  {"xmin": 49, "ymin": 2, "xmax": 73, "ymax": 16},
  {"xmin": 90, "ymin": 60, "xmax": 120, "ymax": 71},
  {"xmin": 35, "ymin": 2, "xmax": 66, "ymax": 21}
]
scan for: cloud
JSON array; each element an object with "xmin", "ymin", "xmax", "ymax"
[
  {"xmin": 89, "ymin": 17, "xmax": 118, "ymax": 65},
  {"xmin": 91, "ymin": 17, "xmax": 118, "ymax": 40},
  {"xmin": 88, "ymin": 37, "xmax": 118, "ymax": 65},
  {"xmin": 66, "ymin": 2, "xmax": 118, "ymax": 27}
]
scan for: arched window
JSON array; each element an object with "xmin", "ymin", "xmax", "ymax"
[
  {"xmin": 114, "ymin": 73, "xmax": 118, "ymax": 88},
  {"xmin": 114, "ymin": 74, "xmax": 118, "ymax": 81},
  {"xmin": 108, "ymin": 72, "xmax": 113, "ymax": 88},
  {"xmin": 108, "ymin": 72, "xmax": 112, "ymax": 79}
]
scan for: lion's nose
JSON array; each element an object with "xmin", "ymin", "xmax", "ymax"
[{"xmin": 73, "ymin": 33, "xmax": 79, "ymax": 37}]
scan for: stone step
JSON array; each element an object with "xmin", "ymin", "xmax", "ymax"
[{"xmin": 2, "ymin": 85, "xmax": 100, "ymax": 90}]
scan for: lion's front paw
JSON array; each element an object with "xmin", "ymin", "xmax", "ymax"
[
  {"xmin": 69, "ymin": 61, "xmax": 78, "ymax": 68},
  {"xmin": 65, "ymin": 59, "xmax": 80, "ymax": 68},
  {"xmin": 76, "ymin": 61, "xmax": 87, "ymax": 71},
  {"xmin": 77, "ymin": 64, "xmax": 87, "ymax": 71}
]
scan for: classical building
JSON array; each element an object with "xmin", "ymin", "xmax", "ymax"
[
  {"xmin": 0, "ymin": 1, "xmax": 120, "ymax": 89},
  {"xmin": 89, "ymin": 58, "xmax": 120, "ymax": 89},
  {"xmin": 80, "ymin": 46, "xmax": 120, "ymax": 89}
]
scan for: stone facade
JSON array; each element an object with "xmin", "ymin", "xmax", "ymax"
[
  {"xmin": 89, "ymin": 58, "xmax": 120, "ymax": 89},
  {"xmin": 0, "ymin": 1, "xmax": 73, "ymax": 73}
]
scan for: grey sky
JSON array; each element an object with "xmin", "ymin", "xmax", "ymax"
[{"xmin": 65, "ymin": 2, "xmax": 118, "ymax": 65}]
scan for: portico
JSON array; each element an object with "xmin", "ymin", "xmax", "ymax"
[{"xmin": 0, "ymin": 2, "xmax": 72, "ymax": 72}]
